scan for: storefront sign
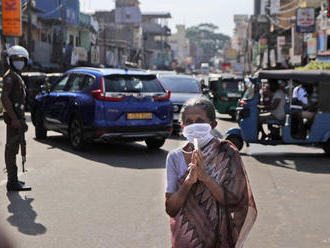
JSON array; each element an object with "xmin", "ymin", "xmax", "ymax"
[
  {"xmin": 2, "ymin": 0, "xmax": 22, "ymax": 36},
  {"xmin": 296, "ymin": 8, "xmax": 315, "ymax": 33},
  {"xmin": 307, "ymin": 37, "xmax": 317, "ymax": 55}
]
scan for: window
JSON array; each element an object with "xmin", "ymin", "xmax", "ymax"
[
  {"xmin": 52, "ymin": 75, "xmax": 70, "ymax": 92},
  {"xmin": 221, "ymin": 79, "xmax": 242, "ymax": 91},
  {"xmin": 159, "ymin": 77, "xmax": 201, "ymax": 93},
  {"xmin": 67, "ymin": 74, "xmax": 85, "ymax": 92},
  {"xmin": 66, "ymin": 74, "xmax": 95, "ymax": 92},
  {"xmin": 84, "ymin": 76, "xmax": 95, "ymax": 89},
  {"xmin": 103, "ymin": 75, "xmax": 164, "ymax": 93},
  {"xmin": 242, "ymin": 83, "xmax": 255, "ymax": 100}
]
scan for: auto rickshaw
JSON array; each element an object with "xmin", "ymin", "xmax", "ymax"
[
  {"xmin": 208, "ymin": 73, "xmax": 245, "ymax": 120},
  {"xmin": 225, "ymin": 70, "xmax": 330, "ymax": 156},
  {"xmin": 21, "ymin": 72, "xmax": 47, "ymax": 111}
]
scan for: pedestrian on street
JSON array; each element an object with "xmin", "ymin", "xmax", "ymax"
[
  {"xmin": 165, "ymin": 97, "xmax": 257, "ymax": 247},
  {"xmin": 1, "ymin": 45, "xmax": 32, "ymax": 191}
]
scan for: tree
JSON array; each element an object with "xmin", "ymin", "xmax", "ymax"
[{"xmin": 186, "ymin": 23, "xmax": 230, "ymax": 64}]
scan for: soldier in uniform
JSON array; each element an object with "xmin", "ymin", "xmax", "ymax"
[{"xmin": 1, "ymin": 45, "xmax": 31, "ymax": 191}]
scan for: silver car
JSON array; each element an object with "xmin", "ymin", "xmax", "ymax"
[{"xmin": 158, "ymin": 74, "xmax": 203, "ymax": 133}]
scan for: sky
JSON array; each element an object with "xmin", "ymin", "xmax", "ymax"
[{"xmin": 80, "ymin": 0, "xmax": 254, "ymax": 37}]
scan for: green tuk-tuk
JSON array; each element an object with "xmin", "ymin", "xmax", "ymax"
[{"xmin": 208, "ymin": 74, "xmax": 245, "ymax": 119}]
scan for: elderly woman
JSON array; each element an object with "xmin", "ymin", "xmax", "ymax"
[{"xmin": 165, "ymin": 97, "xmax": 257, "ymax": 248}]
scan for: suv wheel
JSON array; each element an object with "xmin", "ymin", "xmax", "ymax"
[
  {"xmin": 145, "ymin": 137, "xmax": 166, "ymax": 150},
  {"xmin": 35, "ymin": 110, "xmax": 47, "ymax": 140},
  {"xmin": 323, "ymin": 140, "xmax": 330, "ymax": 156},
  {"xmin": 70, "ymin": 117, "xmax": 85, "ymax": 150}
]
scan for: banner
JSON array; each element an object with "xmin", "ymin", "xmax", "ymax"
[
  {"xmin": 270, "ymin": 0, "xmax": 280, "ymax": 15},
  {"xmin": 296, "ymin": 8, "xmax": 315, "ymax": 33},
  {"xmin": 2, "ymin": 0, "xmax": 22, "ymax": 36}
]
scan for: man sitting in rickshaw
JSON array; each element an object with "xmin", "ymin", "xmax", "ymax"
[
  {"xmin": 291, "ymin": 83, "xmax": 316, "ymax": 138},
  {"xmin": 258, "ymin": 79, "xmax": 286, "ymax": 140}
]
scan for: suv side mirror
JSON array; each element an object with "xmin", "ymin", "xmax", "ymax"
[{"xmin": 40, "ymin": 81, "xmax": 51, "ymax": 93}]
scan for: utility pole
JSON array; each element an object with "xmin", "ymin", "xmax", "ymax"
[
  {"xmin": 266, "ymin": 0, "xmax": 271, "ymax": 69},
  {"xmin": 60, "ymin": 0, "xmax": 65, "ymax": 69},
  {"xmin": 27, "ymin": 0, "xmax": 33, "ymax": 56}
]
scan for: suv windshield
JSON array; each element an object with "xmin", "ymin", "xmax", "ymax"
[
  {"xmin": 159, "ymin": 77, "xmax": 200, "ymax": 93},
  {"xmin": 242, "ymin": 83, "xmax": 255, "ymax": 100},
  {"xmin": 104, "ymin": 75, "xmax": 164, "ymax": 93},
  {"xmin": 221, "ymin": 79, "xmax": 242, "ymax": 91}
]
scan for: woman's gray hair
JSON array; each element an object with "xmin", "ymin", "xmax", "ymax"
[{"xmin": 180, "ymin": 97, "xmax": 216, "ymax": 122}]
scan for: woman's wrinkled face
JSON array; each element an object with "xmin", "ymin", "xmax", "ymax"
[{"xmin": 182, "ymin": 107, "xmax": 210, "ymax": 126}]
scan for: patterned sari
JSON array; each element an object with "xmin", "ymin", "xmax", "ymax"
[{"xmin": 170, "ymin": 138, "xmax": 257, "ymax": 248}]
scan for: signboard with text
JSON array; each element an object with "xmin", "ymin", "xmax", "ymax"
[
  {"xmin": 296, "ymin": 8, "xmax": 315, "ymax": 33},
  {"xmin": 2, "ymin": 0, "xmax": 22, "ymax": 36}
]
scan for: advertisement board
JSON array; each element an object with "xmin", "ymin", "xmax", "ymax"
[
  {"xmin": 2, "ymin": 0, "xmax": 22, "ymax": 36},
  {"xmin": 296, "ymin": 8, "xmax": 315, "ymax": 33}
]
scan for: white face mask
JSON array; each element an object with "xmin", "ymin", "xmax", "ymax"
[
  {"xmin": 182, "ymin": 123, "xmax": 213, "ymax": 148},
  {"xmin": 12, "ymin": 61, "xmax": 25, "ymax": 71}
]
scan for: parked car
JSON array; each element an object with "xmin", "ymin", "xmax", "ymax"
[
  {"xmin": 31, "ymin": 67, "xmax": 173, "ymax": 150},
  {"xmin": 21, "ymin": 72, "xmax": 47, "ymax": 111},
  {"xmin": 157, "ymin": 74, "xmax": 203, "ymax": 133}
]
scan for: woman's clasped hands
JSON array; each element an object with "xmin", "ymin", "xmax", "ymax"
[{"xmin": 185, "ymin": 150, "xmax": 211, "ymax": 185}]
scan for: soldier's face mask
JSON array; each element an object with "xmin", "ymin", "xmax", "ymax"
[{"xmin": 12, "ymin": 60, "xmax": 25, "ymax": 71}]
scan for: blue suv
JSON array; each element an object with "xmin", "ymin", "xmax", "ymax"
[{"xmin": 31, "ymin": 67, "xmax": 173, "ymax": 150}]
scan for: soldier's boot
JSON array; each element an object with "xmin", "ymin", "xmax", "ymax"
[
  {"xmin": 6, "ymin": 181, "xmax": 31, "ymax": 191},
  {"xmin": 5, "ymin": 145, "xmax": 31, "ymax": 191}
]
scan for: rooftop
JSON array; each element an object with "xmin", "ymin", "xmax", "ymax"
[
  {"xmin": 142, "ymin": 12, "xmax": 171, "ymax": 18},
  {"xmin": 69, "ymin": 67, "xmax": 156, "ymax": 76}
]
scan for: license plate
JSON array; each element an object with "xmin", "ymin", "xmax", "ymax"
[{"xmin": 127, "ymin": 113, "xmax": 152, "ymax": 120}]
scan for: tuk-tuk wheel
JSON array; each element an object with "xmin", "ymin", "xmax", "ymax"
[
  {"xmin": 323, "ymin": 140, "xmax": 330, "ymax": 156},
  {"xmin": 226, "ymin": 134, "xmax": 243, "ymax": 151},
  {"xmin": 230, "ymin": 112, "xmax": 236, "ymax": 121}
]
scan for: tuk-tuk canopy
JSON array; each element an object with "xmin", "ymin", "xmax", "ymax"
[
  {"xmin": 257, "ymin": 70, "xmax": 330, "ymax": 84},
  {"xmin": 209, "ymin": 73, "xmax": 243, "ymax": 82}
]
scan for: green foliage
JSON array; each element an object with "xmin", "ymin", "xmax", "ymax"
[
  {"xmin": 295, "ymin": 61, "xmax": 330, "ymax": 70},
  {"xmin": 186, "ymin": 23, "xmax": 230, "ymax": 62}
]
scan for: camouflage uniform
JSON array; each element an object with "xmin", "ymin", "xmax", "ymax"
[{"xmin": 1, "ymin": 70, "xmax": 27, "ymax": 183}]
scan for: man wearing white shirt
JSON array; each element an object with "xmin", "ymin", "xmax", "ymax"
[
  {"xmin": 291, "ymin": 84, "xmax": 315, "ymax": 138},
  {"xmin": 292, "ymin": 84, "xmax": 314, "ymax": 120}
]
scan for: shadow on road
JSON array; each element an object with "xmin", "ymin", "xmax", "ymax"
[
  {"xmin": 167, "ymin": 134, "xmax": 185, "ymax": 141},
  {"xmin": 6, "ymin": 192, "xmax": 47, "ymax": 235},
  {"xmin": 34, "ymin": 135, "xmax": 169, "ymax": 169},
  {"xmin": 249, "ymin": 152, "xmax": 330, "ymax": 174}
]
